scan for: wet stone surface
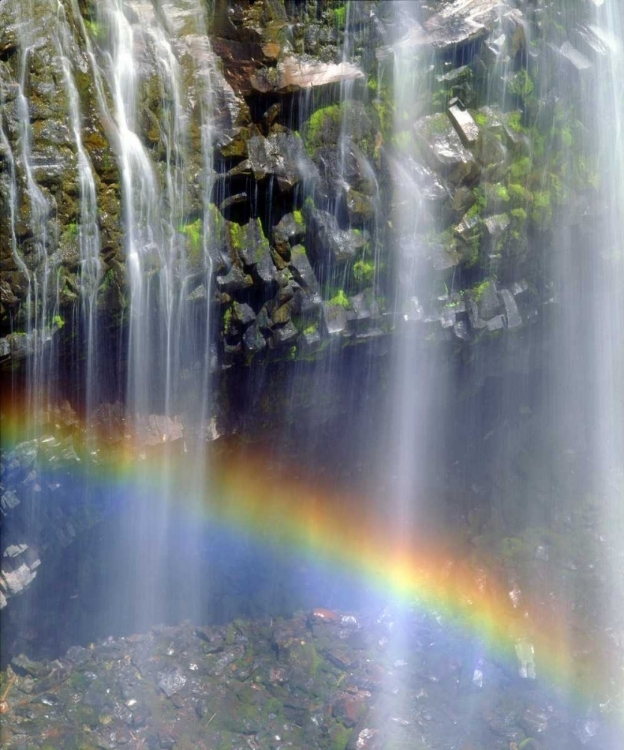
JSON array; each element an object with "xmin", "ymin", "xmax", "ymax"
[{"xmin": 0, "ymin": 609, "xmax": 614, "ymax": 750}]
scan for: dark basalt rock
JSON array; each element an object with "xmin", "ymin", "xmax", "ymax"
[
  {"xmin": 251, "ymin": 55, "xmax": 365, "ymax": 95},
  {"xmin": 414, "ymin": 113, "xmax": 481, "ymax": 186},
  {"xmin": 273, "ymin": 212, "xmax": 306, "ymax": 257},
  {"xmin": 382, "ymin": 0, "xmax": 500, "ymax": 57},
  {"xmin": 0, "ymin": 0, "xmax": 605, "ymax": 381},
  {"xmin": 289, "ymin": 245, "xmax": 321, "ymax": 300},
  {"xmin": 244, "ymin": 131, "xmax": 319, "ymax": 193},
  {"xmin": 305, "ymin": 206, "xmax": 370, "ymax": 265}
]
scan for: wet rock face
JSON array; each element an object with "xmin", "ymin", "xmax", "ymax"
[{"xmin": 0, "ymin": 0, "xmax": 603, "ymax": 377}]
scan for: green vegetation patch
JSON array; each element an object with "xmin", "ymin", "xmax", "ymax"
[
  {"xmin": 333, "ymin": 5, "xmax": 347, "ymax": 28},
  {"xmin": 531, "ymin": 190, "xmax": 552, "ymax": 228},
  {"xmin": 328, "ymin": 289, "xmax": 351, "ymax": 309},
  {"xmin": 507, "ymin": 111, "xmax": 526, "ymax": 133},
  {"xmin": 180, "ymin": 218, "xmax": 203, "ymax": 257},
  {"xmin": 353, "ymin": 259, "xmax": 375, "ymax": 286},
  {"xmin": 508, "ymin": 69, "xmax": 534, "ymax": 98},
  {"xmin": 510, "ymin": 156, "xmax": 532, "ymax": 181},
  {"xmin": 508, "ymin": 183, "xmax": 530, "ymax": 204},
  {"xmin": 470, "ymin": 279, "xmax": 491, "ymax": 303},
  {"xmin": 302, "ymin": 104, "xmax": 341, "ymax": 155}
]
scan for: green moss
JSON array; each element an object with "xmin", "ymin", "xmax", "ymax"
[
  {"xmin": 353, "ymin": 259, "xmax": 375, "ymax": 286},
  {"xmin": 52, "ymin": 314, "xmax": 65, "ymax": 329},
  {"xmin": 84, "ymin": 19, "xmax": 104, "ymax": 43},
  {"xmin": 303, "ymin": 322, "xmax": 318, "ymax": 336},
  {"xmin": 531, "ymin": 190, "xmax": 552, "ymax": 228},
  {"xmin": 305, "ymin": 641, "xmax": 323, "ymax": 677},
  {"xmin": 372, "ymin": 99, "xmax": 392, "ymax": 141},
  {"xmin": 331, "ymin": 724, "xmax": 352, "ymax": 750},
  {"xmin": 229, "ymin": 221, "xmax": 244, "ymax": 251},
  {"xmin": 333, "ymin": 5, "xmax": 346, "ymax": 27},
  {"xmin": 303, "ymin": 104, "xmax": 341, "ymax": 155},
  {"xmin": 465, "ymin": 187, "xmax": 487, "ymax": 221},
  {"xmin": 223, "ymin": 306, "xmax": 233, "ymax": 331},
  {"xmin": 180, "ymin": 218, "xmax": 203, "ymax": 257},
  {"xmin": 510, "ymin": 156, "xmax": 532, "ymax": 181},
  {"xmin": 473, "ymin": 111, "xmax": 488, "ymax": 127},
  {"xmin": 495, "ymin": 184, "xmax": 510, "ymax": 202},
  {"xmin": 367, "ymin": 67, "xmax": 394, "ymax": 139},
  {"xmin": 547, "ymin": 172, "xmax": 567, "ymax": 205},
  {"xmin": 471, "ymin": 279, "xmax": 491, "ymax": 303},
  {"xmin": 508, "ymin": 69, "xmax": 534, "ymax": 98},
  {"xmin": 293, "ymin": 210, "xmax": 304, "ymax": 227},
  {"xmin": 99, "ymin": 268, "xmax": 114, "ymax": 293},
  {"xmin": 508, "ymin": 183, "xmax": 529, "ymax": 204},
  {"xmin": 329, "ymin": 289, "xmax": 351, "ymax": 309},
  {"xmin": 507, "ymin": 111, "xmax": 526, "ymax": 133},
  {"xmin": 511, "ymin": 207, "xmax": 527, "ymax": 222}
]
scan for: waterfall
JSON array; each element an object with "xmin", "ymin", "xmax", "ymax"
[
  {"xmin": 14, "ymin": 1, "xmax": 56, "ymax": 419},
  {"xmin": 1, "ymin": 1, "xmax": 624, "ymax": 745},
  {"xmin": 586, "ymin": 0, "xmax": 624, "ymax": 685},
  {"xmin": 76, "ymin": 0, "xmax": 216, "ymax": 630},
  {"xmin": 0, "ymin": 0, "xmax": 216, "ymax": 634},
  {"xmin": 55, "ymin": 0, "xmax": 102, "ymax": 421}
]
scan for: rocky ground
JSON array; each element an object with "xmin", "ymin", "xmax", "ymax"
[{"xmin": 0, "ymin": 604, "xmax": 619, "ymax": 750}]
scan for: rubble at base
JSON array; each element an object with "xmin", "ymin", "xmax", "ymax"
[{"xmin": 0, "ymin": 608, "xmax": 616, "ymax": 750}]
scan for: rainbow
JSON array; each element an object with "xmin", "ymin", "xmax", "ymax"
[
  {"xmin": 1, "ymin": 399, "xmax": 622, "ymax": 723},
  {"xmin": 208, "ymin": 453, "xmax": 610, "ymax": 704}
]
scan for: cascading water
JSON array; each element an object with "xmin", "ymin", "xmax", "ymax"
[
  {"xmin": 570, "ymin": 0, "xmax": 624, "ymax": 710},
  {"xmin": 77, "ymin": 0, "xmax": 217, "ymax": 632},
  {"xmin": 1, "ymin": 1, "xmax": 624, "ymax": 748},
  {"xmin": 55, "ymin": 0, "xmax": 102, "ymax": 421},
  {"xmin": 369, "ymin": 0, "xmax": 624, "ymax": 744},
  {"xmin": 592, "ymin": 0, "xmax": 624, "ymax": 686},
  {"xmin": 12, "ymin": 2, "xmax": 55, "ymax": 418}
]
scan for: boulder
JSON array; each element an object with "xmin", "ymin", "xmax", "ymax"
[
  {"xmin": 223, "ymin": 218, "xmax": 276, "ymax": 288},
  {"xmin": 251, "ymin": 56, "xmax": 364, "ymax": 94},
  {"xmin": 347, "ymin": 291, "xmax": 382, "ymax": 335},
  {"xmin": 306, "ymin": 207, "xmax": 369, "ymax": 265},
  {"xmin": 289, "ymin": 245, "xmax": 321, "ymax": 301},
  {"xmin": 242, "ymin": 323, "xmax": 266, "ymax": 355},
  {"xmin": 323, "ymin": 302, "xmax": 349, "ymax": 336},
  {"xmin": 243, "ymin": 132, "xmax": 318, "ymax": 193},
  {"xmin": 211, "ymin": 37, "xmax": 269, "ymax": 96},
  {"xmin": 448, "ymin": 102, "xmax": 479, "ymax": 147},
  {"xmin": 273, "ymin": 212, "xmax": 306, "ymax": 258},
  {"xmin": 271, "ymin": 320, "xmax": 298, "ymax": 347},
  {"xmin": 500, "ymin": 288, "xmax": 522, "ymax": 329},
  {"xmin": 389, "ymin": 0, "xmax": 501, "ymax": 55},
  {"xmin": 414, "ymin": 114, "xmax": 480, "ymax": 186}
]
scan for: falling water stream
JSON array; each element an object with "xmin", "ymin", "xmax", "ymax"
[{"xmin": 0, "ymin": 0, "xmax": 623, "ymax": 747}]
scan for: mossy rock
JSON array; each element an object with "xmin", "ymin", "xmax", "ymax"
[{"xmin": 303, "ymin": 101, "xmax": 379, "ymax": 158}]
